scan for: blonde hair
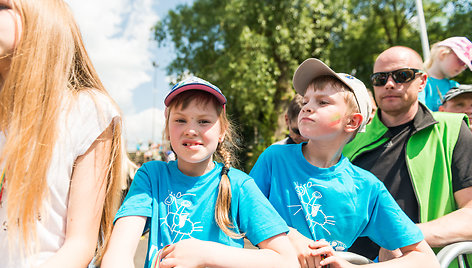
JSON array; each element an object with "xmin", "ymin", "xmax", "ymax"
[
  {"xmin": 1, "ymin": 0, "xmax": 123, "ymax": 263},
  {"xmin": 165, "ymin": 90, "xmax": 242, "ymax": 238},
  {"xmin": 424, "ymin": 42, "xmax": 454, "ymax": 70}
]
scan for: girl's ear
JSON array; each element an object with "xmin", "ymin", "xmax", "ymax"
[
  {"xmin": 218, "ymin": 132, "xmax": 226, "ymax": 143},
  {"xmin": 345, "ymin": 113, "xmax": 363, "ymax": 133},
  {"xmin": 438, "ymin": 49, "xmax": 449, "ymax": 60}
]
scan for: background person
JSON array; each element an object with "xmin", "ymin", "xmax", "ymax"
[
  {"xmin": 419, "ymin": 36, "xmax": 472, "ymax": 111},
  {"xmin": 274, "ymin": 94, "xmax": 308, "ymax": 145},
  {"xmin": 439, "ymin": 84, "xmax": 472, "ymax": 129},
  {"xmin": 0, "ymin": 0, "xmax": 125, "ymax": 267}
]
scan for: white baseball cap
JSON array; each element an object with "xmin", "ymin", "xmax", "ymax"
[{"xmin": 293, "ymin": 58, "xmax": 372, "ymax": 132}]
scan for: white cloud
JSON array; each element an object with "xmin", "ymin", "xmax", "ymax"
[
  {"xmin": 65, "ymin": 0, "xmax": 161, "ymax": 150},
  {"xmin": 124, "ymin": 108, "xmax": 166, "ymax": 151}
]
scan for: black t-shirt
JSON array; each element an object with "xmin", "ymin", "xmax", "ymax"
[
  {"xmin": 349, "ymin": 107, "xmax": 472, "ymax": 260},
  {"xmin": 352, "ymin": 120, "xmax": 419, "ymax": 222}
]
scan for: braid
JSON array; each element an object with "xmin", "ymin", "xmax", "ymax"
[{"xmin": 214, "ymin": 142, "xmax": 243, "ymax": 239}]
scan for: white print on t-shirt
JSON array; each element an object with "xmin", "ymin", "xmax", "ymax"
[
  {"xmin": 160, "ymin": 192, "xmax": 203, "ymax": 243},
  {"xmin": 289, "ymin": 181, "xmax": 335, "ymax": 235}
]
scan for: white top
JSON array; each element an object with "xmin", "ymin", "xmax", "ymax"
[{"xmin": 0, "ymin": 91, "xmax": 120, "ymax": 267}]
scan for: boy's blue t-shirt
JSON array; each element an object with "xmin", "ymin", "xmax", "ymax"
[
  {"xmin": 249, "ymin": 143, "xmax": 423, "ymax": 251},
  {"xmin": 115, "ymin": 160, "xmax": 288, "ymax": 268},
  {"xmin": 418, "ymin": 77, "xmax": 460, "ymax": 111}
]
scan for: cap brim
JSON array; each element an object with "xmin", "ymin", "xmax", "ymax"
[
  {"xmin": 444, "ymin": 87, "xmax": 472, "ymax": 103},
  {"xmin": 164, "ymin": 84, "xmax": 227, "ymax": 106}
]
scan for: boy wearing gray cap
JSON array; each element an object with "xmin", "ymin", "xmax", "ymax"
[
  {"xmin": 250, "ymin": 59, "xmax": 438, "ymax": 267},
  {"xmin": 439, "ymin": 84, "xmax": 472, "ymax": 129}
]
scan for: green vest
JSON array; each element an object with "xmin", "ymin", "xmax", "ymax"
[{"xmin": 344, "ymin": 111, "xmax": 469, "ymax": 267}]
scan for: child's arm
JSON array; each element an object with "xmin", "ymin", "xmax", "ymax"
[
  {"xmin": 159, "ymin": 233, "xmax": 299, "ymax": 268},
  {"xmin": 101, "ymin": 216, "xmax": 147, "ymax": 268},
  {"xmin": 312, "ymin": 240, "xmax": 439, "ymax": 268},
  {"xmin": 37, "ymin": 125, "xmax": 113, "ymax": 268}
]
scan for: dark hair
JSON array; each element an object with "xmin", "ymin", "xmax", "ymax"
[{"xmin": 287, "ymin": 94, "xmax": 304, "ymax": 121}]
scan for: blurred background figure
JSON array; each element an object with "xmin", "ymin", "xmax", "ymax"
[
  {"xmin": 439, "ymin": 84, "xmax": 472, "ymax": 130},
  {"xmin": 420, "ymin": 37, "xmax": 472, "ymax": 111},
  {"xmin": 274, "ymin": 94, "xmax": 308, "ymax": 145}
]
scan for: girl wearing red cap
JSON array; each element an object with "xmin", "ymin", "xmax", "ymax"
[{"xmin": 102, "ymin": 77, "xmax": 298, "ymax": 268}]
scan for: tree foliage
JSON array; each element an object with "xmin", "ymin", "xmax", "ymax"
[{"xmin": 154, "ymin": 0, "xmax": 472, "ymax": 170}]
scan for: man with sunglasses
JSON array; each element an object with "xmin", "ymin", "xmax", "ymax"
[{"xmin": 343, "ymin": 46, "xmax": 472, "ymax": 266}]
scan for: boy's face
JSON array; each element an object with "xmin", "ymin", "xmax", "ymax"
[
  {"xmin": 440, "ymin": 93, "xmax": 472, "ymax": 126},
  {"xmin": 298, "ymin": 85, "xmax": 352, "ymax": 141}
]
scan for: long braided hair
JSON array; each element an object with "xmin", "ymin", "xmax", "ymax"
[{"xmin": 165, "ymin": 90, "xmax": 242, "ymax": 238}]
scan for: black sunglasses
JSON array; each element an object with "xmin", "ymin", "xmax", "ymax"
[{"xmin": 371, "ymin": 68, "xmax": 424, "ymax": 86}]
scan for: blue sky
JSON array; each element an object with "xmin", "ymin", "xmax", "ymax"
[{"xmin": 66, "ymin": 0, "xmax": 194, "ymax": 151}]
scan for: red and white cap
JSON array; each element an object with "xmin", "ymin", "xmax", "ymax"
[{"xmin": 164, "ymin": 76, "xmax": 226, "ymax": 107}]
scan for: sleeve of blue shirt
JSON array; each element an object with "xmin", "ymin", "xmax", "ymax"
[
  {"xmin": 249, "ymin": 147, "xmax": 273, "ymax": 197},
  {"xmin": 114, "ymin": 164, "xmax": 154, "ymax": 222},
  {"xmin": 361, "ymin": 183, "xmax": 424, "ymax": 250},
  {"xmin": 235, "ymin": 177, "xmax": 289, "ymax": 246}
]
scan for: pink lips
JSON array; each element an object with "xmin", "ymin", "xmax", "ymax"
[{"xmin": 299, "ymin": 116, "xmax": 314, "ymax": 123}]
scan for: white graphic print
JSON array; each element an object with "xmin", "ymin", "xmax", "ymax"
[
  {"xmin": 289, "ymin": 181, "xmax": 335, "ymax": 235},
  {"xmin": 160, "ymin": 192, "xmax": 203, "ymax": 243}
]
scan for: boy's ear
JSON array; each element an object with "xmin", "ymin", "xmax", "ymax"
[
  {"xmin": 345, "ymin": 113, "xmax": 363, "ymax": 133},
  {"xmin": 438, "ymin": 105, "xmax": 445, "ymax": 112}
]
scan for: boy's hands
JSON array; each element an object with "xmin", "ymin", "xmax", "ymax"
[
  {"xmin": 310, "ymin": 240, "xmax": 354, "ymax": 268},
  {"xmin": 288, "ymin": 228, "xmax": 321, "ymax": 267},
  {"xmin": 288, "ymin": 229, "xmax": 356, "ymax": 268},
  {"xmin": 159, "ymin": 238, "xmax": 208, "ymax": 268}
]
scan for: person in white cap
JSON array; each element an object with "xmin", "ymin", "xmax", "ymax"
[
  {"xmin": 419, "ymin": 36, "xmax": 472, "ymax": 111},
  {"xmin": 344, "ymin": 46, "xmax": 472, "ymax": 266},
  {"xmin": 250, "ymin": 58, "xmax": 439, "ymax": 268}
]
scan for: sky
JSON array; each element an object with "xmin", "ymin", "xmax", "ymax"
[{"xmin": 65, "ymin": 0, "xmax": 194, "ymax": 151}]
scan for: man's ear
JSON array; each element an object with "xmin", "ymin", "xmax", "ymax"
[
  {"xmin": 438, "ymin": 105, "xmax": 445, "ymax": 112},
  {"xmin": 418, "ymin": 73, "xmax": 428, "ymax": 92},
  {"xmin": 345, "ymin": 113, "xmax": 363, "ymax": 133}
]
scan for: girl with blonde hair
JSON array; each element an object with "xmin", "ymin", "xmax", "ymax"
[
  {"xmin": 0, "ymin": 0, "xmax": 124, "ymax": 266},
  {"xmin": 102, "ymin": 77, "xmax": 298, "ymax": 268},
  {"xmin": 419, "ymin": 36, "xmax": 472, "ymax": 111}
]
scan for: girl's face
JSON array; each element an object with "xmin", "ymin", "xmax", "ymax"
[
  {"xmin": 440, "ymin": 51, "xmax": 468, "ymax": 78},
  {"xmin": 0, "ymin": 0, "xmax": 22, "ymax": 76},
  {"xmin": 167, "ymin": 99, "xmax": 225, "ymax": 175}
]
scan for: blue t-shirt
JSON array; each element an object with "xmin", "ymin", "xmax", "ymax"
[
  {"xmin": 249, "ymin": 143, "xmax": 423, "ymax": 251},
  {"xmin": 419, "ymin": 77, "xmax": 460, "ymax": 111},
  {"xmin": 115, "ymin": 160, "xmax": 288, "ymax": 268}
]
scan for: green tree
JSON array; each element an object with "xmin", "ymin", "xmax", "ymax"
[
  {"xmin": 329, "ymin": 0, "xmax": 447, "ymax": 85},
  {"xmin": 154, "ymin": 0, "xmax": 347, "ymax": 170}
]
